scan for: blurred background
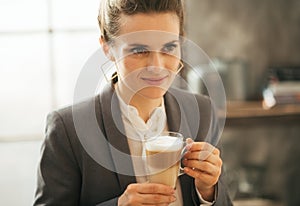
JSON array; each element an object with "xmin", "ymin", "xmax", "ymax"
[
  {"xmin": 0, "ymin": 0, "xmax": 100, "ymax": 205},
  {"xmin": 0, "ymin": 0, "xmax": 299, "ymax": 205}
]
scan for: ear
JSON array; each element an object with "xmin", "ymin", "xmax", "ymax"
[{"xmin": 99, "ymin": 36, "xmax": 115, "ymax": 61}]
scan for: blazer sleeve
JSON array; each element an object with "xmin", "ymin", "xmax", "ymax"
[
  {"xmin": 95, "ymin": 198, "xmax": 118, "ymax": 206},
  {"xmin": 213, "ymin": 175, "xmax": 233, "ymax": 206},
  {"xmin": 33, "ymin": 111, "xmax": 81, "ymax": 206}
]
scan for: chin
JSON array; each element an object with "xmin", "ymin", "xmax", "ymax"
[{"xmin": 139, "ymin": 87, "xmax": 167, "ymax": 99}]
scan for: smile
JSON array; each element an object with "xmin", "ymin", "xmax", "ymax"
[{"xmin": 141, "ymin": 76, "xmax": 168, "ymax": 86}]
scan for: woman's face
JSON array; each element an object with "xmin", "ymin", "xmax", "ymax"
[{"xmin": 111, "ymin": 12, "xmax": 181, "ymax": 100}]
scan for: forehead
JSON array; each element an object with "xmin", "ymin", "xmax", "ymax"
[
  {"xmin": 113, "ymin": 30, "xmax": 180, "ymax": 50},
  {"xmin": 118, "ymin": 12, "xmax": 180, "ymax": 36},
  {"xmin": 114, "ymin": 13, "xmax": 180, "ymax": 48}
]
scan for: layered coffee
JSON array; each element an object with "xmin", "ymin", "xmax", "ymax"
[{"xmin": 145, "ymin": 135, "xmax": 183, "ymax": 188}]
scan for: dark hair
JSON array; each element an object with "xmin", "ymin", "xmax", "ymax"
[{"xmin": 98, "ymin": 0, "xmax": 185, "ymax": 42}]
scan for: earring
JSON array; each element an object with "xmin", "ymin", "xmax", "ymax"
[
  {"xmin": 176, "ymin": 61, "xmax": 184, "ymax": 74},
  {"xmin": 100, "ymin": 59, "xmax": 117, "ymax": 82}
]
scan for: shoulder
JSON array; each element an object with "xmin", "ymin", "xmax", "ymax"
[
  {"xmin": 53, "ymin": 95, "xmax": 100, "ymax": 119},
  {"xmin": 45, "ymin": 95, "xmax": 103, "ymax": 142},
  {"xmin": 46, "ymin": 85, "xmax": 115, "ymax": 141},
  {"xmin": 43, "ymin": 95, "xmax": 104, "ymax": 166},
  {"xmin": 52, "ymin": 84, "xmax": 114, "ymax": 122}
]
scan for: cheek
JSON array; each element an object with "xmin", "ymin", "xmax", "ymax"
[
  {"xmin": 118, "ymin": 58, "xmax": 143, "ymax": 77},
  {"xmin": 166, "ymin": 57, "xmax": 181, "ymax": 72}
]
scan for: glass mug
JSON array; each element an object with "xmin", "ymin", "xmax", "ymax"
[{"xmin": 145, "ymin": 131, "xmax": 191, "ymax": 188}]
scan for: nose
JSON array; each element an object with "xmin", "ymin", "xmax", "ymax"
[{"xmin": 147, "ymin": 51, "xmax": 163, "ymax": 73}]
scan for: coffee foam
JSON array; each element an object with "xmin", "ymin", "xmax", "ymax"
[{"xmin": 145, "ymin": 136, "xmax": 183, "ymax": 151}]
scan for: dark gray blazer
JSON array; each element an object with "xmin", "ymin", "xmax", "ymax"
[{"xmin": 33, "ymin": 85, "xmax": 232, "ymax": 206}]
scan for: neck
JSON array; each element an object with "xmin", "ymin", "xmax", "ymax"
[
  {"xmin": 116, "ymin": 84, "xmax": 163, "ymax": 122},
  {"xmin": 131, "ymin": 94, "xmax": 162, "ymax": 122}
]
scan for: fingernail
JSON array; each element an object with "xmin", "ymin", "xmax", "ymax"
[
  {"xmin": 169, "ymin": 188, "xmax": 175, "ymax": 194},
  {"xmin": 186, "ymin": 144, "xmax": 192, "ymax": 150},
  {"xmin": 172, "ymin": 196, "xmax": 177, "ymax": 201}
]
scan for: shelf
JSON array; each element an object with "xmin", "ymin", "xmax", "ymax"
[{"xmin": 226, "ymin": 101, "xmax": 300, "ymax": 119}]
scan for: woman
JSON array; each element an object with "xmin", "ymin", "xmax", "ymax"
[{"xmin": 34, "ymin": 0, "xmax": 232, "ymax": 205}]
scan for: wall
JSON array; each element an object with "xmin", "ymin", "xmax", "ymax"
[
  {"xmin": 185, "ymin": 0, "xmax": 300, "ymax": 99},
  {"xmin": 219, "ymin": 115, "xmax": 300, "ymax": 205}
]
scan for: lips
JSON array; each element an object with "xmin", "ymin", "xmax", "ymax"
[{"xmin": 141, "ymin": 76, "xmax": 168, "ymax": 86}]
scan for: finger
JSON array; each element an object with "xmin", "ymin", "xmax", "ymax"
[
  {"xmin": 185, "ymin": 138, "xmax": 194, "ymax": 150},
  {"xmin": 122, "ymin": 192, "xmax": 174, "ymax": 206},
  {"xmin": 136, "ymin": 183, "xmax": 175, "ymax": 195},
  {"xmin": 184, "ymin": 167, "xmax": 219, "ymax": 187},
  {"xmin": 183, "ymin": 159, "xmax": 220, "ymax": 176},
  {"xmin": 123, "ymin": 184, "xmax": 175, "ymax": 205},
  {"xmin": 140, "ymin": 193, "xmax": 176, "ymax": 205},
  {"xmin": 184, "ymin": 150, "xmax": 213, "ymax": 161},
  {"xmin": 189, "ymin": 142, "xmax": 220, "ymax": 155},
  {"xmin": 184, "ymin": 151, "xmax": 222, "ymax": 167},
  {"xmin": 184, "ymin": 165, "xmax": 220, "ymax": 181},
  {"xmin": 184, "ymin": 166, "xmax": 216, "ymax": 179}
]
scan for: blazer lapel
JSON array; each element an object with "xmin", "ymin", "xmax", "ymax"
[
  {"xmin": 164, "ymin": 91, "xmax": 181, "ymax": 132},
  {"xmin": 99, "ymin": 85, "xmax": 136, "ymax": 191},
  {"xmin": 164, "ymin": 89, "xmax": 192, "ymax": 138}
]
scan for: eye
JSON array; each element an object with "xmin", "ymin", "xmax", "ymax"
[
  {"xmin": 161, "ymin": 43, "xmax": 178, "ymax": 54},
  {"xmin": 130, "ymin": 47, "xmax": 150, "ymax": 56}
]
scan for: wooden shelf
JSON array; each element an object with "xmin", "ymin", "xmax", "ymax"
[{"xmin": 226, "ymin": 101, "xmax": 300, "ymax": 118}]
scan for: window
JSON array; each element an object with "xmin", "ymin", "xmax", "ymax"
[{"xmin": 0, "ymin": 0, "xmax": 101, "ymax": 141}]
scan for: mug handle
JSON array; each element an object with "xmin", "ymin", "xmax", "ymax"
[{"xmin": 179, "ymin": 138, "xmax": 194, "ymax": 176}]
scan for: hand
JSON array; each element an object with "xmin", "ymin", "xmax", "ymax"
[
  {"xmin": 118, "ymin": 183, "xmax": 176, "ymax": 206},
  {"xmin": 183, "ymin": 141, "xmax": 222, "ymax": 201}
]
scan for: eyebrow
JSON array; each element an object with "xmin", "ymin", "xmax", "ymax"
[
  {"xmin": 127, "ymin": 43, "xmax": 149, "ymax": 48},
  {"xmin": 163, "ymin": 40, "xmax": 180, "ymax": 46},
  {"xmin": 127, "ymin": 40, "xmax": 180, "ymax": 48}
]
